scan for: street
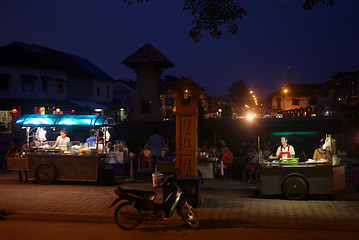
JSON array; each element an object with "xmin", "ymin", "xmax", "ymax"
[{"xmin": 1, "ymin": 219, "xmax": 359, "ymax": 240}]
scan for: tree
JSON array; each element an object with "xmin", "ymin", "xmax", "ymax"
[
  {"xmin": 228, "ymin": 79, "xmax": 254, "ymax": 109},
  {"xmin": 123, "ymin": 0, "xmax": 334, "ymax": 43}
]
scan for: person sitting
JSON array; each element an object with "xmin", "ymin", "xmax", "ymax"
[
  {"xmin": 243, "ymin": 147, "xmax": 259, "ymax": 184},
  {"xmin": 313, "ymin": 140, "xmax": 331, "ymax": 161}
]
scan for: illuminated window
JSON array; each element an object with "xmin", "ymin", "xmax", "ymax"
[
  {"xmin": 56, "ymin": 78, "xmax": 65, "ymax": 93},
  {"xmin": 292, "ymin": 99, "xmax": 300, "ymax": 105}
]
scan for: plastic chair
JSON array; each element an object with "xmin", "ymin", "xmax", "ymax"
[{"xmin": 143, "ymin": 149, "xmax": 152, "ymax": 168}]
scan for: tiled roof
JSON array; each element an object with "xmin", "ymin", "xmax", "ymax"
[
  {"xmin": 0, "ymin": 41, "xmax": 113, "ymax": 81},
  {"xmin": 122, "ymin": 44, "xmax": 174, "ymax": 69}
]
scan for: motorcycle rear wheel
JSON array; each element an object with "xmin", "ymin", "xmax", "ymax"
[
  {"xmin": 114, "ymin": 202, "xmax": 141, "ymax": 230},
  {"xmin": 180, "ymin": 201, "xmax": 199, "ymax": 228}
]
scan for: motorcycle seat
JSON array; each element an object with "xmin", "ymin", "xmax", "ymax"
[{"xmin": 119, "ymin": 187, "xmax": 157, "ymax": 201}]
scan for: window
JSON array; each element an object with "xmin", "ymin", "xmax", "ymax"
[
  {"xmin": 140, "ymin": 100, "xmax": 152, "ymax": 114},
  {"xmin": 0, "ymin": 74, "xmax": 11, "ymax": 91},
  {"xmin": 276, "ymin": 97, "xmax": 281, "ymax": 109},
  {"xmin": 309, "ymin": 97, "xmax": 316, "ymax": 106},
  {"xmin": 292, "ymin": 99, "xmax": 300, "ymax": 106},
  {"xmin": 56, "ymin": 78, "xmax": 65, "ymax": 93},
  {"xmin": 21, "ymin": 74, "xmax": 37, "ymax": 92},
  {"xmin": 42, "ymin": 76, "xmax": 54, "ymax": 92}
]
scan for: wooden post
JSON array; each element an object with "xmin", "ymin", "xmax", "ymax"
[{"xmin": 171, "ymin": 78, "xmax": 204, "ymax": 176}]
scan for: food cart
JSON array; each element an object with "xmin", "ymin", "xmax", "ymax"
[
  {"xmin": 252, "ymin": 117, "xmax": 346, "ymax": 200},
  {"xmin": 7, "ymin": 114, "xmax": 116, "ymax": 184},
  {"xmin": 257, "ymin": 133, "xmax": 346, "ymax": 200}
]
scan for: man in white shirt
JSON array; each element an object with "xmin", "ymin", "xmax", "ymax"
[{"xmin": 269, "ymin": 136, "xmax": 295, "ymax": 160}]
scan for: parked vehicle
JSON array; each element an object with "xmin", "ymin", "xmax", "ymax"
[{"xmin": 109, "ymin": 170, "xmax": 199, "ymax": 230}]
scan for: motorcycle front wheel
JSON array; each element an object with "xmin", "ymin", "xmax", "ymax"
[
  {"xmin": 114, "ymin": 202, "xmax": 141, "ymax": 230},
  {"xmin": 179, "ymin": 201, "xmax": 199, "ymax": 228}
]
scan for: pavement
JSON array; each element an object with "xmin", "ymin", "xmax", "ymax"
[{"xmin": 1, "ymin": 169, "xmax": 359, "ymax": 231}]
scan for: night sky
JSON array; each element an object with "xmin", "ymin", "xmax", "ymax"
[{"xmin": 1, "ymin": 0, "xmax": 358, "ymax": 99}]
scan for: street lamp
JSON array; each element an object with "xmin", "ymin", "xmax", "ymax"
[{"xmin": 283, "ymin": 88, "xmax": 288, "ymax": 111}]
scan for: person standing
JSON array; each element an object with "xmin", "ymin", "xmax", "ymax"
[
  {"xmin": 146, "ymin": 128, "xmax": 165, "ymax": 171},
  {"xmin": 5, "ymin": 139, "xmax": 27, "ymax": 181},
  {"xmin": 53, "ymin": 129, "xmax": 70, "ymax": 150},
  {"xmin": 269, "ymin": 136, "xmax": 295, "ymax": 160},
  {"xmin": 86, "ymin": 130, "xmax": 97, "ymax": 146}
]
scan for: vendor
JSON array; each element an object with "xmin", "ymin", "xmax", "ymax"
[
  {"xmin": 269, "ymin": 136, "xmax": 295, "ymax": 160},
  {"xmin": 313, "ymin": 139, "xmax": 331, "ymax": 161},
  {"xmin": 53, "ymin": 129, "xmax": 70, "ymax": 149}
]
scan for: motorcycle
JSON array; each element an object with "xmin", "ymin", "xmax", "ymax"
[{"xmin": 109, "ymin": 170, "xmax": 199, "ymax": 230}]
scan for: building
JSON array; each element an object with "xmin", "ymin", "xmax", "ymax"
[
  {"xmin": 0, "ymin": 41, "xmax": 114, "ymax": 133},
  {"xmin": 324, "ymin": 69, "xmax": 359, "ymax": 131},
  {"xmin": 113, "ymin": 79, "xmax": 136, "ymax": 121},
  {"xmin": 266, "ymin": 84, "xmax": 324, "ymax": 117}
]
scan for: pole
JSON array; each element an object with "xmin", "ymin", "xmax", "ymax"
[{"xmin": 212, "ymin": 77, "xmax": 215, "ymax": 117}]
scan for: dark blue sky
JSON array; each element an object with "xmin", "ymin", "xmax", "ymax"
[{"xmin": 1, "ymin": 0, "xmax": 358, "ymax": 98}]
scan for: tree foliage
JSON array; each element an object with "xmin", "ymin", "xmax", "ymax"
[
  {"xmin": 228, "ymin": 79, "xmax": 253, "ymax": 108},
  {"xmin": 123, "ymin": 0, "xmax": 334, "ymax": 43}
]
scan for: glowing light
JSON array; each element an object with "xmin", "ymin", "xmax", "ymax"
[
  {"xmin": 246, "ymin": 114, "xmax": 254, "ymax": 120},
  {"xmin": 283, "ymin": 89, "xmax": 288, "ymax": 93},
  {"xmin": 55, "ymin": 108, "xmax": 61, "ymax": 113},
  {"xmin": 71, "ymin": 109, "xmax": 76, "ymax": 114},
  {"xmin": 39, "ymin": 107, "xmax": 45, "ymax": 112},
  {"xmin": 11, "ymin": 108, "xmax": 18, "ymax": 114}
]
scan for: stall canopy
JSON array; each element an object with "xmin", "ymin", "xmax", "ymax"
[{"xmin": 16, "ymin": 114, "xmax": 115, "ymax": 127}]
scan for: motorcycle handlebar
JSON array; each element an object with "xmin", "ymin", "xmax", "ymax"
[{"xmin": 157, "ymin": 168, "xmax": 180, "ymax": 188}]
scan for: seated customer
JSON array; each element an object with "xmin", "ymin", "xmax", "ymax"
[
  {"xmin": 313, "ymin": 140, "xmax": 331, "ymax": 161},
  {"xmin": 243, "ymin": 147, "xmax": 259, "ymax": 184}
]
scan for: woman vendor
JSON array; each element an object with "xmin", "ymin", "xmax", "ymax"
[
  {"xmin": 269, "ymin": 136, "xmax": 295, "ymax": 160},
  {"xmin": 53, "ymin": 129, "xmax": 70, "ymax": 150},
  {"xmin": 313, "ymin": 140, "xmax": 331, "ymax": 161}
]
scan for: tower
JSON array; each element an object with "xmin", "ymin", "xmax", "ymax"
[{"xmin": 122, "ymin": 44, "xmax": 174, "ymax": 118}]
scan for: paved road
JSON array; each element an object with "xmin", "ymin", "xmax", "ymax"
[
  {"xmin": 1, "ymin": 170, "xmax": 359, "ymax": 231},
  {"xmin": 2, "ymin": 219, "xmax": 359, "ymax": 240}
]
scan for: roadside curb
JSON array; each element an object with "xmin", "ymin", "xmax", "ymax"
[{"xmin": 4, "ymin": 210, "xmax": 359, "ymax": 232}]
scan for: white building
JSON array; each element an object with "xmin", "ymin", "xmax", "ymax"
[{"xmin": 0, "ymin": 41, "xmax": 114, "ymax": 133}]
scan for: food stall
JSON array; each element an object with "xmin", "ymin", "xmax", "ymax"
[
  {"xmin": 258, "ymin": 133, "xmax": 346, "ymax": 200},
  {"xmin": 7, "ymin": 114, "xmax": 116, "ymax": 184}
]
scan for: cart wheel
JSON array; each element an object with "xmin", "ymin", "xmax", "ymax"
[
  {"xmin": 35, "ymin": 162, "xmax": 57, "ymax": 185},
  {"xmin": 281, "ymin": 174, "xmax": 308, "ymax": 200}
]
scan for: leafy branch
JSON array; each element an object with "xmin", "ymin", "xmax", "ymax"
[{"xmin": 123, "ymin": 0, "xmax": 334, "ymax": 43}]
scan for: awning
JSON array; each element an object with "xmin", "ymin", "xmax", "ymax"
[
  {"xmin": 69, "ymin": 100, "xmax": 108, "ymax": 110},
  {"xmin": 16, "ymin": 114, "xmax": 115, "ymax": 127}
]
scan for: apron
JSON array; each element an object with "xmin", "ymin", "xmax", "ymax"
[{"xmin": 279, "ymin": 145, "xmax": 292, "ymax": 159}]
